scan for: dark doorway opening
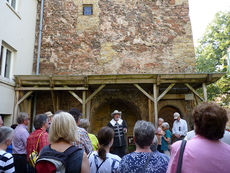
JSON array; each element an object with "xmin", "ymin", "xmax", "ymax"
[{"xmin": 158, "ymin": 106, "xmax": 181, "ymax": 131}]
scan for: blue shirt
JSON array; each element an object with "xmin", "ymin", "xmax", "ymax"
[
  {"xmin": 161, "ymin": 129, "xmax": 172, "ymax": 151},
  {"xmin": 119, "ymin": 151, "xmax": 169, "ymax": 173}
]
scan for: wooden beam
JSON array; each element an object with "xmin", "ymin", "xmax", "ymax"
[
  {"xmin": 51, "ymin": 90, "xmax": 56, "ymax": 113},
  {"xmin": 17, "ymin": 91, "xmax": 33, "ymax": 105},
  {"xmin": 68, "ymin": 91, "xmax": 83, "ymax": 104},
  {"xmin": 134, "ymin": 84, "xmax": 154, "ymax": 102},
  {"xmin": 15, "ymin": 87, "xmax": 88, "ymax": 91},
  {"xmin": 202, "ymin": 83, "xmax": 208, "ymax": 101},
  {"xmin": 82, "ymin": 91, "xmax": 86, "ymax": 118},
  {"xmin": 86, "ymin": 84, "xmax": 106, "ymax": 103},
  {"xmin": 157, "ymin": 83, "xmax": 175, "ymax": 102},
  {"xmin": 161, "ymin": 94, "xmax": 185, "ymax": 100},
  {"xmin": 185, "ymin": 83, "xmax": 204, "ymax": 101},
  {"xmin": 153, "ymin": 84, "xmax": 158, "ymax": 128}
]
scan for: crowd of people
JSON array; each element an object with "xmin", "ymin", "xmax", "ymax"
[{"xmin": 0, "ymin": 102, "xmax": 229, "ymax": 173}]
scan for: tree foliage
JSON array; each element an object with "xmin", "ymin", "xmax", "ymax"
[{"xmin": 195, "ymin": 11, "xmax": 230, "ymax": 107}]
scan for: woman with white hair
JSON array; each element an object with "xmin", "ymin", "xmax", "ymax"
[
  {"xmin": 0, "ymin": 126, "xmax": 15, "ymax": 173},
  {"xmin": 36, "ymin": 112, "xmax": 89, "ymax": 173},
  {"xmin": 161, "ymin": 122, "xmax": 172, "ymax": 156},
  {"xmin": 119, "ymin": 120, "xmax": 169, "ymax": 173}
]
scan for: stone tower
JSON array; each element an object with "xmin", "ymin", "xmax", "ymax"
[{"xmin": 35, "ymin": 0, "xmax": 195, "ymax": 75}]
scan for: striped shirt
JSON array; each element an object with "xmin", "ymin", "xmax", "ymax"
[{"xmin": 0, "ymin": 150, "xmax": 15, "ymax": 173}]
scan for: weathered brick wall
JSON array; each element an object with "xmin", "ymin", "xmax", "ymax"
[{"xmin": 35, "ymin": 0, "xmax": 195, "ymax": 74}]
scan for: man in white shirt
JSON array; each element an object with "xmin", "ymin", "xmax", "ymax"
[{"xmin": 172, "ymin": 112, "xmax": 188, "ymax": 143}]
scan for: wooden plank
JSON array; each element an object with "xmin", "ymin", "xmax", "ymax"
[
  {"xmin": 17, "ymin": 91, "xmax": 33, "ymax": 105},
  {"xmin": 68, "ymin": 91, "xmax": 83, "ymax": 104},
  {"xmin": 153, "ymin": 84, "xmax": 158, "ymax": 128},
  {"xmin": 202, "ymin": 83, "xmax": 208, "ymax": 101},
  {"xmin": 157, "ymin": 83, "xmax": 175, "ymax": 102},
  {"xmin": 82, "ymin": 91, "xmax": 86, "ymax": 118},
  {"xmin": 185, "ymin": 83, "xmax": 204, "ymax": 101},
  {"xmin": 15, "ymin": 87, "xmax": 88, "ymax": 91},
  {"xmin": 86, "ymin": 84, "xmax": 106, "ymax": 103},
  {"xmin": 134, "ymin": 84, "xmax": 154, "ymax": 102}
]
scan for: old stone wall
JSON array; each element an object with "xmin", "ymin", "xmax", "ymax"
[{"xmin": 34, "ymin": 0, "xmax": 195, "ymax": 75}]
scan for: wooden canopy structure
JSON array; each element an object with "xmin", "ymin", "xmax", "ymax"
[{"xmin": 13, "ymin": 73, "xmax": 224, "ymax": 127}]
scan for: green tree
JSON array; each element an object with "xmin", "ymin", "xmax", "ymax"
[{"xmin": 196, "ymin": 11, "xmax": 230, "ymax": 107}]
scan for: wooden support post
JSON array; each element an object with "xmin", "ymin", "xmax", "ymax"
[
  {"xmin": 56, "ymin": 94, "xmax": 59, "ymax": 111},
  {"xmin": 153, "ymin": 84, "xmax": 158, "ymax": 128},
  {"xmin": 86, "ymin": 84, "xmax": 106, "ymax": 103},
  {"xmin": 185, "ymin": 83, "xmax": 204, "ymax": 101},
  {"xmin": 86, "ymin": 99, "xmax": 91, "ymax": 120},
  {"xmin": 134, "ymin": 84, "xmax": 154, "ymax": 102},
  {"xmin": 202, "ymin": 83, "xmax": 208, "ymax": 101},
  {"xmin": 82, "ymin": 91, "xmax": 86, "ymax": 118},
  {"xmin": 13, "ymin": 91, "xmax": 20, "ymax": 124},
  {"xmin": 51, "ymin": 90, "xmax": 56, "ymax": 113},
  {"xmin": 157, "ymin": 83, "xmax": 175, "ymax": 102},
  {"xmin": 148, "ymin": 95, "xmax": 152, "ymax": 122}
]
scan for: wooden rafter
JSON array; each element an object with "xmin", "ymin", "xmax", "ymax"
[
  {"xmin": 157, "ymin": 83, "xmax": 175, "ymax": 102},
  {"xmin": 86, "ymin": 84, "xmax": 106, "ymax": 103},
  {"xmin": 68, "ymin": 91, "xmax": 83, "ymax": 104},
  {"xmin": 185, "ymin": 83, "xmax": 204, "ymax": 101},
  {"xmin": 134, "ymin": 84, "xmax": 154, "ymax": 102}
]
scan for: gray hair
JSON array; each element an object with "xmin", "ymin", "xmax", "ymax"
[
  {"xmin": 0, "ymin": 127, "xmax": 14, "ymax": 145},
  {"xmin": 162, "ymin": 122, "xmax": 170, "ymax": 129},
  {"xmin": 34, "ymin": 114, "xmax": 48, "ymax": 129},
  {"xmin": 17, "ymin": 112, "xmax": 28, "ymax": 124},
  {"xmin": 134, "ymin": 120, "xmax": 155, "ymax": 148},
  {"xmin": 159, "ymin": 118, "xmax": 164, "ymax": 122},
  {"xmin": 79, "ymin": 119, "xmax": 90, "ymax": 131}
]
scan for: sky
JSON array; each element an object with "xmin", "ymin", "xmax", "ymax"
[{"xmin": 188, "ymin": 0, "xmax": 230, "ymax": 46}]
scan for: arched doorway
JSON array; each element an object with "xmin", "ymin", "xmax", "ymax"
[
  {"xmin": 90, "ymin": 99, "xmax": 141, "ymax": 136},
  {"xmin": 158, "ymin": 106, "xmax": 182, "ymax": 130}
]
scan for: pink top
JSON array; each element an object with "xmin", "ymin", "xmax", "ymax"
[{"xmin": 167, "ymin": 135, "xmax": 230, "ymax": 173}]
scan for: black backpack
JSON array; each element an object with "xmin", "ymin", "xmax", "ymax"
[{"xmin": 36, "ymin": 145, "xmax": 82, "ymax": 173}]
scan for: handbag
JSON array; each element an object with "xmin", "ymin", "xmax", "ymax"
[
  {"xmin": 176, "ymin": 140, "xmax": 187, "ymax": 173},
  {"xmin": 29, "ymin": 132, "xmax": 44, "ymax": 168}
]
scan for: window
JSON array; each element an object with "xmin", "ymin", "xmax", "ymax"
[
  {"xmin": 6, "ymin": 0, "xmax": 17, "ymax": 10},
  {"xmin": 0, "ymin": 45, "xmax": 13, "ymax": 79},
  {"xmin": 83, "ymin": 4, "xmax": 93, "ymax": 15}
]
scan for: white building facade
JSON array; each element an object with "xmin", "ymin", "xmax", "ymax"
[{"xmin": 0, "ymin": 0, "xmax": 37, "ymax": 125}]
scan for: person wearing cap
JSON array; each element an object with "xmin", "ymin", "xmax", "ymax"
[
  {"xmin": 107, "ymin": 110, "xmax": 128, "ymax": 158},
  {"xmin": 69, "ymin": 108, "xmax": 93, "ymax": 154},
  {"xmin": 172, "ymin": 112, "xmax": 188, "ymax": 143}
]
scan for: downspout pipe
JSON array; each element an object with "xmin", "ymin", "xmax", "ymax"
[
  {"xmin": 36, "ymin": 0, "xmax": 44, "ymax": 75},
  {"xmin": 32, "ymin": 0, "xmax": 44, "ymax": 131}
]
